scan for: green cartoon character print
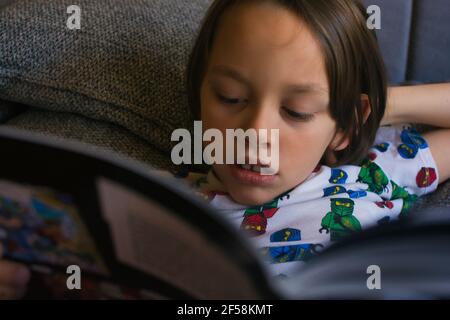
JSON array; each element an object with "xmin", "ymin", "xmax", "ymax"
[
  {"xmin": 319, "ymin": 198, "xmax": 362, "ymax": 241},
  {"xmin": 357, "ymin": 158, "xmax": 389, "ymax": 195},
  {"xmin": 390, "ymin": 180, "xmax": 418, "ymax": 218}
]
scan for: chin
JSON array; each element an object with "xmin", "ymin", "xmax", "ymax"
[{"xmin": 228, "ymin": 187, "xmax": 278, "ymax": 206}]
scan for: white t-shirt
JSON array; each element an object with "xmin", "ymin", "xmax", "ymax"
[{"xmin": 181, "ymin": 124, "xmax": 440, "ymax": 277}]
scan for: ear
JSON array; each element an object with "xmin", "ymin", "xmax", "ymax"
[
  {"xmin": 360, "ymin": 94, "xmax": 372, "ymax": 124},
  {"xmin": 329, "ymin": 129, "xmax": 350, "ymax": 152},
  {"xmin": 328, "ymin": 94, "xmax": 372, "ymax": 152}
]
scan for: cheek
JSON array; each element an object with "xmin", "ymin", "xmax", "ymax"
[
  {"xmin": 202, "ymin": 108, "xmax": 228, "ymax": 135},
  {"xmin": 200, "ymin": 93, "xmax": 238, "ymax": 137},
  {"xmin": 200, "ymin": 86, "xmax": 224, "ymax": 129},
  {"xmin": 280, "ymin": 123, "xmax": 334, "ymax": 170},
  {"xmin": 199, "ymin": 84, "xmax": 211, "ymax": 122},
  {"xmin": 200, "ymin": 90, "xmax": 231, "ymax": 154}
]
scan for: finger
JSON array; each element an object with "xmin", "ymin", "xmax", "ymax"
[
  {"xmin": 0, "ymin": 285, "xmax": 26, "ymax": 300},
  {"xmin": 0, "ymin": 260, "xmax": 31, "ymax": 287}
]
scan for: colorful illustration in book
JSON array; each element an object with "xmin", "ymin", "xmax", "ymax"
[
  {"xmin": 319, "ymin": 198, "xmax": 362, "ymax": 241},
  {"xmin": 0, "ymin": 180, "xmax": 109, "ymax": 276}
]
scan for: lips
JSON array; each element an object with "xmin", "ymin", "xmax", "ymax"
[
  {"xmin": 239, "ymin": 164, "xmax": 262, "ymax": 172},
  {"xmin": 237, "ymin": 163, "xmax": 278, "ymax": 175},
  {"xmin": 229, "ymin": 164, "xmax": 277, "ymax": 186}
]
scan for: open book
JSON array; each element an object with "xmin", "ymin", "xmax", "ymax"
[
  {"xmin": 0, "ymin": 127, "xmax": 449, "ymax": 300},
  {"xmin": 0, "ymin": 127, "xmax": 280, "ymax": 299}
]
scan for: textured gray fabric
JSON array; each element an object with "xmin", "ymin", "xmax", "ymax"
[
  {"xmin": 361, "ymin": 0, "xmax": 413, "ymax": 84},
  {"xmin": 4, "ymin": 109, "xmax": 177, "ymax": 172},
  {"xmin": 407, "ymin": 0, "xmax": 450, "ymax": 82},
  {"xmin": 0, "ymin": 0, "xmax": 14, "ymax": 8},
  {"xmin": 414, "ymin": 180, "xmax": 450, "ymax": 209},
  {"xmin": 360, "ymin": 0, "xmax": 450, "ymax": 84},
  {"xmin": 0, "ymin": 99, "xmax": 27, "ymax": 123},
  {"xmin": 0, "ymin": 0, "xmax": 211, "ymax": 154}
]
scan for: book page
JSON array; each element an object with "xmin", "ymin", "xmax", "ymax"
[{"xmin": 96, "ymin": 177, "xmax": 263, "ymax": 299}]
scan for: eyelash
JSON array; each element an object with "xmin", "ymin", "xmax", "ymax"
[
  {"xmin": 281, "ymin": 107, "xmax": 315, "ymax": 122},
  {"xmin": 216, "ymin": 94, "xmax": 242, "ymax": 105},
  {"xmin": 215, "ymin": 93, "xmax": 314, "ymax": 122}
]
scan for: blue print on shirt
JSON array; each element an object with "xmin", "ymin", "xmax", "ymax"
[
  {"xmin": 270, "ymin": 228, "xmax": 301, "ymax": 242},
  {"xmin": 323, "ymin": 186, "xmax": 347, "ymax": 197},
  {"xmin": 401, "ymin": 127, "xmax": 428, "ymax": 149},
  {"xmin": 398, "ymin": 127, "xmax": 429, "ymax": 159},
  {"xmin": 347, "ymin": 189, "xmax": 368, "ymax": 199},
  {"xmin": 260, "ymin": 244, "xmax": 323, "ymax": 264},
  {"xmin": 374, "ymin": 142, "xmax": 390, "ymax": 152},
  {"xmin": 329, "ymin": 169, "xmax": 348, "ymax": 184}
]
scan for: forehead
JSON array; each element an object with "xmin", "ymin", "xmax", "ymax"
[{"xmin": 207, "ymin": 1, "xmax": 328, "ymax": 89}]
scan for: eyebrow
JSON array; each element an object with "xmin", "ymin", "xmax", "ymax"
[{"xmin": 210, "ymin": 65, "xmax": 328, "ymax": 95}]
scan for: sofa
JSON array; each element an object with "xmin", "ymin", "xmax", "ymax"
[{"xmin": 0, "ymin": 0, "xmax": 449, "ymax": 209}]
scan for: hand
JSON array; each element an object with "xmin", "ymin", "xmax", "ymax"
[{"xmin": 0, "ymin": 245, "xmax": 31, "ymax": 300}]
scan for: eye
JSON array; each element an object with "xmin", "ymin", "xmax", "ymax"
[
  {"xmin": 282, "ymin": 107, "xmax": 314, "ymax": 122},
  {"xmin": 216, "ymin": 93, "xmax": 243, "ymax": 105}
]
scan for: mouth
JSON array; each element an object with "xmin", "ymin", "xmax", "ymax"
[
  {"xmin": 238, "ymin": 163, "xmax": 266, "ymax": 173},
  {"xmin": 229, "ymin": 164, "xmax": 278, "ymax": 186}
]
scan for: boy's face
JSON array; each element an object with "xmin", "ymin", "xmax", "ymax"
[{"xmin": 200, "ymin": 2, "xmax": 346, "ymax": 205}]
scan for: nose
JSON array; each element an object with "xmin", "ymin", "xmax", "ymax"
[
  {"xmin": 238, "ymin": 102, "xmax": 281, "ymax": 168},
  {"xmin": 242, "ymin": 103, "xmax": 277, "ymax": 146}
]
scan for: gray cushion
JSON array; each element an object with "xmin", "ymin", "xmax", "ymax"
[
  {"xmin": 407, "ymin": 0, "xmax": 450, "ymax": 82},
  {"xmin": 0, "ymin": 0, "xmax": 14, "ymax": 8},
  {"xmin": 4, "ymin": 108, "xmax": 177, "ymax": 171},
  {"xmin": 362, "ymin": 0, "xmax": 450, "ymax": 84},
  {"xmin": 361, "ymin": 0, "xmax": 413, "ymax": 84},
  {"xmin": 0, "ymin": 0, "xmax": 211, "ymax": 155}
]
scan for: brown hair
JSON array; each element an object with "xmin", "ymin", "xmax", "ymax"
[{"xmin": 186, "ymin": 0, "xmax": 387, "ymax": 166}]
